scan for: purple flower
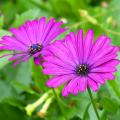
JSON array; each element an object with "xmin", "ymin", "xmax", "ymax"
[
  {"xmin": 43, "ymin": 29, "xmax": 119, "ymax": 97},
  {"xmin": 0, "ymin": 17, "xmax": 67, "ymax": 66}
]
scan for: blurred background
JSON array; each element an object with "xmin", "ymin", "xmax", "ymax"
[{"xmin": 0, "ymin": 0, "xmax": 120, "ymax": 120}]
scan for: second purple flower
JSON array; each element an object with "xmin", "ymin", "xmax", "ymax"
[
  {"xmin": 43, "ymin": 29, "xmax": 119, "ymax": 97},
  {"xmin": 0, "ymin": 17, "xmax": 67, "ymax": 66}
]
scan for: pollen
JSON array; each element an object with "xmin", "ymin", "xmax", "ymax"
[
  {"xmin": 29, "ymin": 44, "xmax": 42, "ymax": 55},
  {"xmin": 76, "ymin": 64, "xmax": 90, "ymax": 76}
]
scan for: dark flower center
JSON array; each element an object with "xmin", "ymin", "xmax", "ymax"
[
  {"xmin": 76, "ymin": 64, "xmax": 90, "ymax": 76},
  {"xmin": 29, "ymin": 44, "xmax": 42, "ymax": 55}
]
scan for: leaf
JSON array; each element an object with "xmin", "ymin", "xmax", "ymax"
[
  {"xmin": 12, "ymin": 9, "xmax": 41, "ymax": 27},
  {"xmin": 0, "ymin": 81, "xmax": 17, "ymax": 102},
  {"xmin": 0, "ymin": 15, "xmax": 4, "ymax": 29},
  {"xmin": 83, "ymin": 103, "xmax": 91, "ymax": 120},
  {"xmin": 3, "ymin": 97, "xmax": 25, "ymax": 110},
  {"xmin": 0, "ymin": 51, "xmax": 11, "ymax": 70},
  {"xmin": 32, "ymin": 65, "xmax": 49, "ymax": 92},
  {"xmin": 1, "ymin": 62, "xmax": 33, "ymax": 94},
  {"xmin": 0, "ymin": 29, "xmax": 11, "ymax": 37},
  {"xmin": 100, "ymin": 97, "xmax": 119, "ymax": 113},
  {"xmin": 107, "ymin": 52, "xmax": 120, "ymax": 99},
  {"xmin": 103, "ymin": 0, "xmax": 120, "ymax": 45},
  {"xmin": 0, "ymin": 103, "xmax": 27, "ymax": 120},
  {"xmin": 10, "ymin": 62, "xmax": 32, "ymax": 93}
]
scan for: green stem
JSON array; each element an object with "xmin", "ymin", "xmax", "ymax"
[
  {"xmin": 52, "ymin": 89, "xmax": 68, "ymax": 120},
  {"xmin": 87, "ymin": 88, "xmax": 100, "ymax": 120},
  {"xmin": 83, "ymin": 102, "xmax": 91, "ymax": 120}
]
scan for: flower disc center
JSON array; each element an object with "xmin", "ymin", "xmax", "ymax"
[
  {"xmin": 29, "ymin": 44, "xmax": 42, "ymax": 55},
  {"xmin": 76, "ymin": 64, "xmax": 90, "ymax": 76}
]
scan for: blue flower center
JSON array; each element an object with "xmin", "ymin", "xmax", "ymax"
[
  {"xmin": 29, "ymin": 44, "xmax": 42, "ymax": 55},
  {"xmin": 76, "ymin": 64, "xmax": 90, "ymax": 76}
]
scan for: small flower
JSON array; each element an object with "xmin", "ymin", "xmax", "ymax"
[
  {"xmin": 37, "ymin": 97, "xmax": 53, "ymax": 118},
  {"xmin": 0, "ymin": 17, "xmax": 67, "ymax": 66},
  {"xmin": 25, "ymin": 91, "xmax": 51, "ymax": 116},
  {"xmin": 43, "ymin": 29, "xmax": 119, "ymax": 97}
]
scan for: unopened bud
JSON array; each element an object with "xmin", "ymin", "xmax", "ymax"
[
  {"xmin": 79, "ymin": 9, "xmax": 98, "ymax": 25},
  {"xmin": 60, "ymin": 18, "xmax": 67, "ymax": 24},
  {"xmin": 101, "ymin": 1, "xmax": 108, "ymax": 8},
  {"xmin": 37, "ymin": 97, "xmax": 53, "ymax": 118},
  {"xmin": 25, "ymin": 91, "xmax": 51, "ymax": 116},
  {"xmin": 106, "ymin": 16, "xmax": 113, "ymax": 24}
]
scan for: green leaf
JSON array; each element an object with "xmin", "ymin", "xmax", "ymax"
[
  {"xmin": 0, "ymin": 51, "xmax": 11, "ymax": 70},
  {"xmin": 32, "ymin": 65, "xmax": 49, "ymax": 92},
  {"xmin": 0, "ymin": 81, "xmax": 17, "ymax": 102},
  {"xmin": 1, "ymin": 62, "xmax": 32, "ymax": 94},
  {"xmin": 0, "ymin": 103, "xmax": 27, "ymax": 120},
  {"xmin": 103, "ymin": 0, "xmax": 120, "ymax": 45},
  {"xmin": 0, "ymin": 15, "xmax": 4, "ymax": 28},
  {"xmin": 3, "ymin": 97, "xmax": 25, "ymax": 110},
  {"xmin": 107, "ymin": 53, "xmax": 120, "ymax": 99},
  {"xmin": 12, "ymin": 9, "xmax": 41, "ymax": 27},
  {"xmin": 83, "ymin": 103, "xmax": 91, "ymax": 120},
  {"xmin": 10, "ymin": 62, "xmax": 32, "ymax": 93},
  {"xmin": 100, "ymin": 97, "xmax": 119, "ymax": 113},
  {"xmin": 0, "ymin": 29, "xmax": 11, "ymax": 37}
]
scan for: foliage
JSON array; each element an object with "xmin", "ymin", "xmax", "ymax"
[{"xmin": 0, "ymin": 0, "xmax": 120, "ymax": 120}]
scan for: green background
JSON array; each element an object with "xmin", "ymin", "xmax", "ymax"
[{"xmin": 0, "ymin": 0, "xmax": 120, "ymax": 120}]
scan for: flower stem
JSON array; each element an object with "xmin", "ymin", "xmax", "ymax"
[
  {"xmin": 87, "ymin": 88, "xmax": 100, "ymax": 120},
  {"xmin": 52, "ymin": 89, "xmax": 68, "ymax": 120}
]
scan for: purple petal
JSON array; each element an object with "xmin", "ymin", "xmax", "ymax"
[
  {"xmin": 90, "ymin": 35, "xmax": 107, "ymax": 55},
  {"xmin": 73, "ymin": 87, "xmax": 79, "ymax": 95},
  {"xmin": 89, "ymin": 73, "xmax": 105, "ymax": 85},
  {"xmin": 13, "ymin": 55, "xmax": 29, "ymax": 67},
  {"xmin": 65, "ymin": 35, "xmax": 79, "ymax": 64},
  {"xmin": 83, "ymin": 29, "xmax": 94, "ymax": 62},
  {"xmin": 92, "ymin": 59, "xmax": 119, "ymax": 68},
  {"xmin": 25, "ymin": 20, "xmax": 37, "ymax": 44},
  {"xmin": 47, "ymin": 40, "xmax": 76, "ymax": 66},
  {"xmin": 78, "ymin": 77, "xmax": 87, "ymax": 92},
  {"xmin": 10, "ymin": 28, "xmax": 31, "ymax": 45},
  {"xmin": 9, "ymin": 53, "xmax": 26, "ymax": 61},
  {"xmin": 42, "ymin": 62, "xmax": 73, "ymax": 70},
  {"xmin": 77, "ymin": 29, "xmax": 84, "ymax": 63},
  {"xmin": 46, "ymin": 74, "xmax": 74, "ymax": 88},
  {"xmin": 88, "ymin": 47, "xmax": 116, "ymax": 65},
  {"xmin": 43, "ymin": 67, "xmax": 73, "ymax": 75},
  {"xmin": 43, "ymin": 55, "xmax": 74, "ymax": 69},
  {"xmin": 1, "ymin": 36, "xmax": 27, "ymax": 51},
  {"xmin": 62, "ymin": 86, "xmax": 69, "ymax": 97},
  {"xmin": 88, "ymin": 78, "xmax": 98, "ymax": 92},
  {"xmin": 42, "ymin": 21, "xmax": 67, "ymax": 46},
  {"xmin": 36, "ymin": 17, "xmax": 46, "ymax": 44},
  {"xmin": 91, "ymin": 66, "xmax": 116, "ymax": 73},
  {"xmin": 99, "ymin": 73, "xmax": 115, "ymax": 80},
  {"xmin": 66, "ymin": 78, "xmax": 78, "ymax": 93},
  {"xmin": 34, "ymin": 57, "xmax": 42, "ymax": 66},
  {"xmin": 40, "ymin": 18, "xmax": 55, "ymax": 43}
]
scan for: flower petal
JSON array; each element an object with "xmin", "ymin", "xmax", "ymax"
[
  {"xmin": 83, "ymin": 29, "xmax": 94, "ymax": 62},
  {"xmin": 78, "ymin": 77, "xmax": 87, "ymax": 92},
  {"xmin": 91, "ymin": 66, "xmax": 116, "ymax": 73},
  {"xmin": 34, "ymin": 57, "xmax": 42, "ymax": 65},
  {"xmin": 89, "ymin": 73, "xmax": 105, "ymax": 85},
  {"xmin": 88, "ymin": 78, "xmax": 98, "ymax": 92},
  {"xmin": 46, "ymin": 75, "xmax": 74, "ymax": 88}
]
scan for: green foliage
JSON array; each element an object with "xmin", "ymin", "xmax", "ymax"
[{"xmin": 0, "ymin": 0, "xmax": 120, "ymax": 120}]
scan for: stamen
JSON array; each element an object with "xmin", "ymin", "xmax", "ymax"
[
  {"xmin": 29, "ymin": 44, "xmax": 42, "ymax": 55},
  {"xmin": 76, "ymin": 64, "xmax": 90, "ymax": 76}
]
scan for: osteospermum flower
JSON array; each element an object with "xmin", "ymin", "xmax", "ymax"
[
  {"xmin": 43, "ymin": 29, "xmax": 119, "ymax": 97},
  {"xmin": 0, "ymin": 17, "xmax": 67, "ymax": 66}
]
